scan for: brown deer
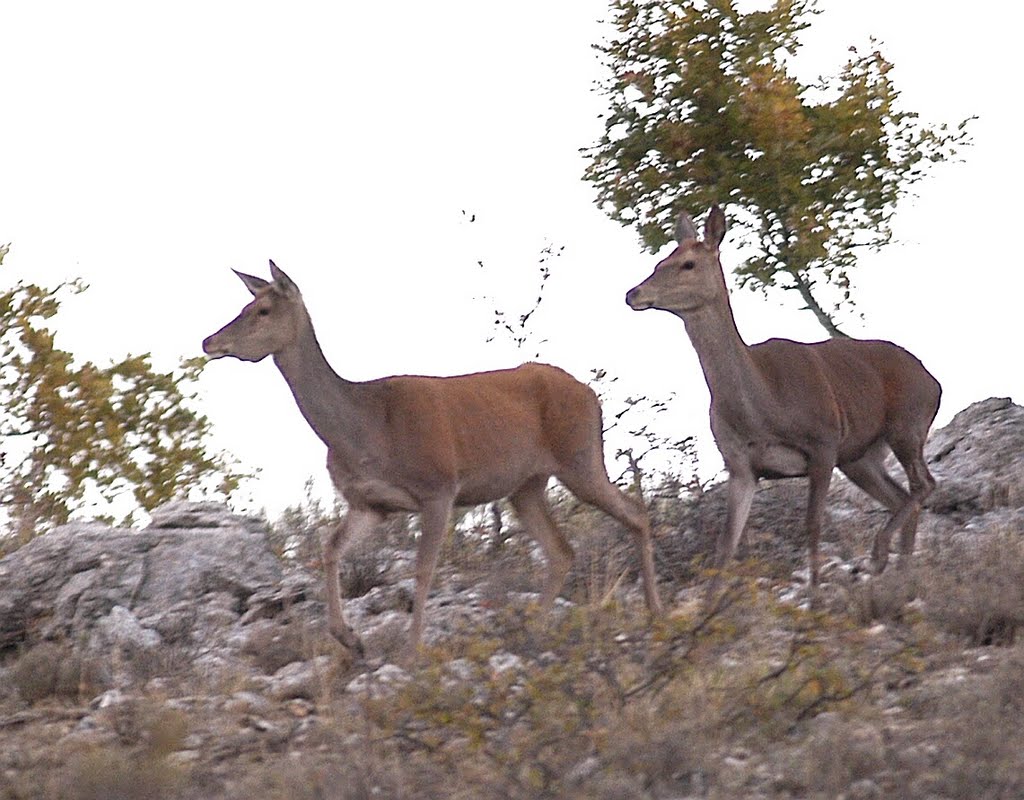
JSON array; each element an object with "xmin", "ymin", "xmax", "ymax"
[
  {"xmin": 626, "ymin": 205, "xmax": 940, "ymax": 588},
  {"xmin": 203, "ymin": 262, "xmax": 663, "ymax": 656}
]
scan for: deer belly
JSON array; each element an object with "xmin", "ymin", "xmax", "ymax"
[
  {"xmin": 455, "ymin": 469, "xmax": 546, "ymax": 506},
  {"xmin": 343, "ymin": 478, "xmax": 421, "ymax": 512},
  {"xmin": 752, "ymin": 443, "xmax": 809, "ymax": 479}
]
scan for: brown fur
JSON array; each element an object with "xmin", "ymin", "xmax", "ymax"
[
  {"xmin": 204, "ymin": 262, "xmax": 663, "ymax": 656},
  {"xmin": 627, "ymin": 206, "xmax": 940, "ymax": 588}
]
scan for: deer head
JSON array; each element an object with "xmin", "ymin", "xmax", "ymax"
[
  {"xmin": 626, "ymin": 205, "xmax": 728, "ymax": 317},
  {"xmin": 202, "ymin": 260, "xmax": 309, "ymax": 362}
]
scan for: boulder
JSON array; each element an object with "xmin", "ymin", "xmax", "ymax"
[{"xmin": 0, "ymin": 502, "xmax": 282, "ymax": 654}]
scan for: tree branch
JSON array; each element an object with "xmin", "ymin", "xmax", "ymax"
[
  {"xmin": 0, "ymin": 427, "xmax": 39, "ymax": 439},
  {"xmin": 785, "ymin": 267, "xmax": 848, "ymax": 339}
]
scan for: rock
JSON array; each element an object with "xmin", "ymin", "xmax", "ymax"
[
  {"xmin": 269, "ymin": 656, "xmax": 334, "ymax": 701},
  {"xmin": 239, "ymin": 571, "xmax": 317, "ymax": 624},
  {"xmin": 0, "ymin": 502, "xmax": 284, "ymax": 653},
  {"xmin": 658, "ymin": 397, "xmax": 1024, "ymax": 577},
  {"xmin": 148, "ymin": 500, "xmax": 239, "ymax": 529},
  {"xmin": 90, "ymin": 688, "xmax": 128, "ymax": 710},
  {"xmin": 565, "ymin": 756, "xmax": 600, "ymax": 785},
  {"xmin": 488, "ymin": 652, "xmax": 524, "ymax": 676},
  {"xmin": 925, "ymin": 398, "xmax": 1024, "ymax": 516},
  {"xmin": 345, "ymin": 663, "xmax": 410, "ymax": 697},
  {"xmin": 446, "ymin": 658, "xmax": 476, "ymax": 683},
  {"xmin": 358, "ymin": 579, "xmax": 415, "ymax": 615},
  {"xmin": 223, "ymin": 691, "xmax": 274, "ymax": 715},
  {"xmin": 93, "ymin": 605, "xmax": 162, "ymax": 651},
  {"xmin": 845, "ymin": 778, "xmax": 882, "ymax": 800}
]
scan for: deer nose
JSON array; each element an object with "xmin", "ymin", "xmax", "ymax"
[
  {"xmin": 625, "ymin": 286, "xmax": 641, "ymax": 308},
  {"xmin": 202, "ymin": 334, "xmax": 223, "ymax": 356}
]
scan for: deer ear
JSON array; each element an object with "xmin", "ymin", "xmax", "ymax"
[
  {"xmin": 233, "ymin": 269, "xmax": 270, "ymax": 296},
  {"xmin": 705, "ymin": 205, "xmax": 727, "ymax": 248},
  {"xmin": 675, "ymin": 212, "xmax": 699, "ymax": 243},
  {"xmin": 268, "ymin": 260, "xmax": 300, "ymax": 296}
]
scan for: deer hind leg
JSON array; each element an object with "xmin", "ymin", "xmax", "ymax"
[
  {"xmin": 509, "ymin": 477, "xmax": 574, "ymax": 610},
  {"xmin": 557, "ymin": 468, "xmax": 664, "ymax": 616},
  {"xmin": 323, "ymin": 507, "xmax": 384, "ymax": 656},
  {"xmin": 888, "ymin": 432, "xmax": 936, "ymax": 566},
  {"xmin": 839, "ymin": 442, "xmax": 910, "ymax": 574},
  {"xmin": 408, "ymin": 497, "xmax": 455, "ymax": 656}
]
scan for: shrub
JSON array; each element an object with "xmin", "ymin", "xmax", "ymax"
[
  {"xmin": 840, "ymin": 568, "xmax": 919, "ymax": 626},
  {"xmin": 8, "ymin": 640, "xmax": 106, "ymax": 703},
  {"xmin": 919, "ymin": 645, "xmax": 1024, "ymax": 798},
  {"xmin": 46, "ymin": 745, "xmax": 186, "ymax": 800},
  {"xmin": 351, "ymin": 576, "xmax": 891, "ymax": 798},
  {"xmin": 920, "ymin": 530, "xmax": 1024, "ymax": 645}
]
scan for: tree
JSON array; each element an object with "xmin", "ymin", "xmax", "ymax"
[
  {"xmin": 0, "ymin": 245, "xmax": 242, "ymax": 549},
  {"xmin": 584, "ymin": 0, "xmax": 970, "ymax": 335}
]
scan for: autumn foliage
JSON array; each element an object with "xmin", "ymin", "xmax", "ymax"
[
  {"xmin": 585, "ymin": 0, "xmax": 969, "ymax": 334},
  {"xmin": 0, "ymin": 244, "xmax": 241, "ymax": 548}
]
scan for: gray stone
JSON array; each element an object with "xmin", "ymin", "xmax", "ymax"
[
  {"xmin": 0, "ymin": 502, "xmax": 283, "ymax": 655},
  {"xmin": 345, "ymin": 663, "xmax": 410, "ymax": 696},
  {"xmin": 94, "ymin": 605, "xmax": 162, "ymax": 651},
  {"xmin": 269, "ymin": 656, "xmax": 334, "ymax": 701}
]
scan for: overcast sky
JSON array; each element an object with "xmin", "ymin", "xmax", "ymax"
[{"xmin": 2, "ymin": 1, "xmax": 1020, "ymax": 518}]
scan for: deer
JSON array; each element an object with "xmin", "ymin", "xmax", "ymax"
[
  {"xmin": 203, "ymin": 261, "xmax": 664, "ymax": 657},
  {"xmin": 625, "ymin": 205, "xmax": 940, "ymax": 591}
]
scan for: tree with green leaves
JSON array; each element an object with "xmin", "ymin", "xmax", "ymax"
[
  {"xmin": 585, "ymin": 0, "xmax": 970, "ymax": 335},
  {"xmin": 0, "ymin": 244, "xmax": 242, "ymax": 549}
]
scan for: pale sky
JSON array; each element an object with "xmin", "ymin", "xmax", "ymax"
[{"xmin": 2, "ymin": 2, "xmax": 1020, "ymax": 519}]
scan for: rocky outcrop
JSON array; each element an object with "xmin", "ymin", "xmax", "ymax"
[
  {"xmin": 828, "ymin": 397, "xmax": 1024, "ymax": 554},
  {"xmin": 0, "ymin": 398, "xmax": 1020, "ymax": 800},
  {"xmin": 652, "ymin": 397, "xmax": 1024, "ymax": 581},
  {"xmin": 0, "ymin": 502, "xmax": 290, "ymax": 673},
  {"xmin": 0, "ymin": 398, "xmax": 1021, "ymax": 676},
  {"xmin": 0, "ymin": 500, "xmax": 492, "ymax": 689},
  {"xmin": 923, "ymin": 397, "xmax": 1024, "ymax": 521}
]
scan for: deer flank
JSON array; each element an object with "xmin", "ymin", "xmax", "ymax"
[
  {"xmin": 626, "ymin": 205, "xmax": 940, "ymax": 590},
  {"xmin": 204, "ymin": 262, "xmax": 663, "ymax": 657}
]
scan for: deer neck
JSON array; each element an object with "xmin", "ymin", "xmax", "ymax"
[
  {"xmin": 271, "ymin": 324, "xmax": 379, "ymax": 453},
  {"xmin": 681, "ymin": 297, "xmax": 773, "ymax": 427}
]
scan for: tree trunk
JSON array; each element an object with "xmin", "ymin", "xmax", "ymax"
[{"xmin": 786, "ymin": 268, "xmax": 849, "ymax": 339}]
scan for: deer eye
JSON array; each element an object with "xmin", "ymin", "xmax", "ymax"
[
  {"xmin": 680, "ymin": 260, "xmax": 696, "ymax": 271},
  {"xmin": 257, "ymin": 307, "xmax": 271, "ymax": 317}
]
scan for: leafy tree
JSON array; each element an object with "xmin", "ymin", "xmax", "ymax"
[
  {"xmin": 585, "ymin": 0, "xmax": 970, "ymax": 335},
  {"xmin": 0, "ymin": 244, "xmax": 242, "ymax": 549}
]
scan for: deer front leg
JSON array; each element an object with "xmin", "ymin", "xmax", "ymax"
[
  {"xmin": 322, "ymin": 507, "xmax": 383, "ymax": 657},
  {"xmin": 804, "ymin": 459, "xmax": 835, "ymax": 588},
  {"xmin": 715, "ymin": 468, "xmax": 757, "ymax": 570},
  {"xmin": 407, "ymin": 498, "xmax": 455, "ymax": 657},
  {"xmin": 706, "ymin": 469, "xmax": 756, "ymax": 606}
]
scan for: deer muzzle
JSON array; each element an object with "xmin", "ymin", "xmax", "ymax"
[{"xmin": 626, "ymin": 285, "xmax": 652, "ymax": 310}]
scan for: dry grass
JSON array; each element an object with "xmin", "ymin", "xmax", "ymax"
[
  {"xmin": 343, "ymin": 576, "xmax": 898, "ymax": 799},
  {"xmin": 46, "ymin": 745, "xmax": 188, "ymax": 800},
  {"xmin": 918, "ymin": 529, "xmax": 1024, "ymax": 646},
  {"xmin": 0, "ymin": 550, "xmax": 1013, "ymax": 800},
  {"xmin": 3, "ymin": 470, "xmax": 1022, "ymax": 800}
]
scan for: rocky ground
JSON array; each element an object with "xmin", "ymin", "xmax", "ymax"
[{"xmin": 0, "ymin": 397, "xmax": 1022, "ymax": 799}]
